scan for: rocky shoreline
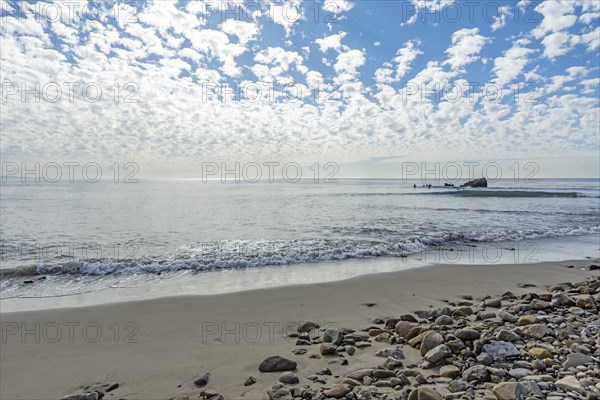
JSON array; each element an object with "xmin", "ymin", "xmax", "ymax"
[
  {"xmin": 60, "ymin": 267, "xmax": 600, "ymax": 400},
  {"xmin": 254, "ymin": 274, "xmax": 600, "ymax": 400}
]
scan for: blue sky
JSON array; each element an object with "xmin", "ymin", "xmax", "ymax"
[{"xmin": 1, "ymin": 0, "xmax": 599, "ymax": 177}]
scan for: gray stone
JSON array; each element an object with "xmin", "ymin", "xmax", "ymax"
[
  {"xmin": 278, "ymin": 372, "xmax": 299, "ymax": 384},
  {"xmin": 373, "ymin": 370, "xmax": 396, "ymax": 379},
  {"xmin": 496, "ymin": 329, "xmax": 520, "ymax": 342},
  {"xmin": 384, "ymin": 356, "xmax": 403, "ymax": 369},
  {"xmin": 375, "ymin": 346, "xmax": 404, "ymax": 359},
  {"xmin": 244, "ymin": 376, "xmax": 257, "ymax": 386},
  {"xmin": 552, "ymin": 292, "xmax": 575, "ymax": 307},
  {"xmin": 575, "ymin": 294, "xmax": 596, "ymax": 309},
  {"xmin": 322, "ymin": 384, "xmax": 351, "ymax": 399},
  {"xmin": 320, "ymin": 342, "xmax": 337, "ymax": 355},
  {"xmin": 531, "ymin": 299, "xmax": 550, "ymax": 310},
  {"xmin": 440, "ymin": 365, "xmax": 461, "ymax": 379},
  {"xmin": 324, "ymin": 329, "xmax": 344, "ymax": 345},
  {"xmin": 424, "ymin": 344, "xmax": 452, "ymax": 365},
  {"xmin": 447, "ymin": 379, "xmax": 469, "ymax": 393},
  {"xmin": 484, "ymin": 298, "xmax": 501, "ymax": 307},
  {"xmin": 316, "ymin": 367, "xmax": 332, "ymax": 375},
  {"xmin": 267, "ymin": 384, "xmax": 292, "ymax": 400},
  {"xmin": 408, "ymin": 387, "xmax": 442, "ymax": 400},
  {"xmin": 193, "ymin": 372, "xmax": 210, "ymax": 387},
  {"xmin": 420, "ymin": 331, "xmax": 445, "ymax": 356},
  {"xmin": 200, "ymin": 389, "xmax": 220, "ymax": 399},
  {"xmin": 297, "ymin": 321, "xmax": 319, "ymax": 332},
  {"xmin": 446, "ymin": 339, "xmax": 466, "ymax": 353},
  {"xmin": 492, "ymin": 382, "xmax": 527, "ymax": 400},
  {"xmin": 482, "ymin": 341, "xmax": 519, "ymax": 360},
  {"xmin": 554, "ymin": 376, "xmax": 585, "ymax": 394},
  {"xmin": 563, "ymin": 353, "xmax": 593, "ymax": 369},
  {"xmin": 455, "ymin": 328, "xmax": 480, "ymax": 340},
  {"xmin": 346, "ymin": 369, "xmax": 375, "ymax": 381},
  {"xmin": 62, "ymin": 394, "xmax": 99, "ymax": 400},
  {"xmin": 498, "ymin": 310, "xmax": 518, "ymax": 323},
  {"xmin": 521, "ymin": 381, "xmax": 542, "ymax": 396},
  {"xmin": 395, "ymin": 321, "xmax": 421, "ymax": 340},
  {"xmin": 509, "ymin": 368, "xmax": 532, "ymax": 379},
  {"xmin": 462, "ymin": 365, "xmax": 490, "ymax": 382},
  {"xmin": 522, "ymin": 324, "xmax": 554, "ymax": 339},
  {"xmin": 435, "ymin": 315, "xmax": 454, "ymax": 325},
  {"xmin": 476, "ymin": 352, "xmax": 493, "ymax": 366},
  {"xmin": 496, "ymin": 329, "xmax": 521, "ymax": 342}
]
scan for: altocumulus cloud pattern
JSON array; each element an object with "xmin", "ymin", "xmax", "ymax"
[{"xmin": 0, "ymin": 0, "xmax": 599, "ymax": 171}]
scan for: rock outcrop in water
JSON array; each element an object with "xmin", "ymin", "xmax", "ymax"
[{"xmin": 461, "ymin": 178, "xmax": 487, "ymax": 187}]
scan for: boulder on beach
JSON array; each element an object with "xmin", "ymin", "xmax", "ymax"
[
  {"xmin": 461, "ymin": 177, "xmax": 487, "ymax": 187},
  {"xmin": 259, "ymin": 356, "xmax": 297, "ymax": 372}
]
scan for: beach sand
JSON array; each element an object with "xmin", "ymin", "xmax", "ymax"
[{"xmin": 1, "ymin": 259, "xmax": 598, "ymax": 400}]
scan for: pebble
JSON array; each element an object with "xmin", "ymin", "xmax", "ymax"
[
  {"xmin": 193, "ymin": 372, "xmax": 210, "ymax": 387},
  {"xmin": 243, "ymin": 376, "xmax": 257, "ymax": 386},
  {"xmin": 296, "ymin": 321, "xmax": 319, "ymax": 333},
  {"xmin": 278, "ymin": 371, "xmax": 299, "ymax": 384},
  {"xmin": 320, "ymin": 342, "xmax": 337, "ymax": 355},
  {"xmin": 424, "ymin": 344, "xmax": 451, "ymax": 365}
]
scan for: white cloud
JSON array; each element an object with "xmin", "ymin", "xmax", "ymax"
[
  {"xmin": 541, "ymin": 31, "xmax": 580, "ymax": 59},
  {"xmin": 305, "ymin": 70, "xmax": 324, "ymax": 87},
  {"xmin": 492, "ymin": 41, "xmax": 535, "ymax": 86},
  {"xmin": 394, "ymin": 39, "xmax": 422, "ymax": 80},
  {"xmin": 443, "ymin": 28, "xmax": 489, "ymax": 71},
  {"xmin": 138, "ymin": 0, "xmax": 203, "ymax": 36},
  {"xmin": 530, "ymin": 0, "xmax": 581, "ymax": 59},
  {"xmin": 315, "ymin": 32, "xmax": 348, "ymax": 53},
  {"xmin": 323, "ymin": 0, "xmax": 354, "ymax": 14},
  {"xmin": 374, "ymin": 68, "xmax": 394, "ymax": 84},
  {"xmin": 271, "ymin": 2, "xmax": 304, "ymax": 36},
  {"xmin": 194, "ymin": 67, "xmax": 222, "ymax": 82},
  {"xmin": 186, "ymin": 29, "xmax": 247, "ymax": 77},
  {"xmin": 532, "ymin": 0, "xmax": 577, "ymax": 38},
  {"xmin": 579, "ymin": 78, "xmax": 600, "ymax": 94},
  {"xmin": 374, "ymin": 40, "xmax": 422, "ymax": 84},
  {"xmin": 401, "ymin": 0, "xmax": 456, "ymax": 25},
  {"xmin": 334, "ymin": 49, "xmax": 365, "ymax": 75},
  {"xmin": 491, "ymin": 6, "xmax": 512, "ymax": 31},
  {"xmin": 220, "ymin": 20, "xmax": 259, "ymax": 45},
  {"xmin": 579, "ymin": 11, "xmax": 600, "ymax": 24},
  {"xmin": 253, "ymin": 47, "xmax": 304, "ymax": 82},
  {"xmin": 581, "ymin": 26, "xmax": 600, "ymax": 51}
]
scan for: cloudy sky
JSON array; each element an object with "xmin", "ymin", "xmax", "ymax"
[{"xmin": 1, "ymin": 0, "xmax": 599, "ymax": 178}]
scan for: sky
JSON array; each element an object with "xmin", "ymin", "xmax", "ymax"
[{"xmin": 1, "ymin": 0, "xmax": 599, "ymax": 178}]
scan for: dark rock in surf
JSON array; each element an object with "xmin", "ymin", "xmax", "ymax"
[{"xmin": 461, "ymin": 178, "xmax": 487, "ymax": 187}]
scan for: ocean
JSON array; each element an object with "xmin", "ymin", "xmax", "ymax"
[{"xmin": 1, "ymin": 178, "xmax": 599, "ymax": 300}]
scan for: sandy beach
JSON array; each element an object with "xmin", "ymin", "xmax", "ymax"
[{"xmin": 1, "ymin": 258, "xmax": 598, "ymax": 400}]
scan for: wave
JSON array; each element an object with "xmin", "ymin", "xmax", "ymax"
[
  {"xmin": 1, "ymin": 225, "xmax": 598, "ymax": 278},
  {"xmin": 314, "ymin": 189, "xmax": 599, "ymax": 198},
  {"xmin": 440, "ymin": 190, "xmax": 580, "ymax": 198}
]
